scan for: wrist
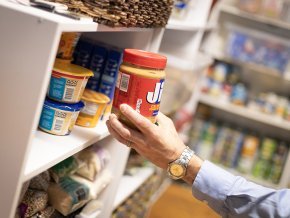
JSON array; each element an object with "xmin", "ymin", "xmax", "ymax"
[{"xmin": 182, "ymin": 154, "xmax": 203, "ymax": 185}]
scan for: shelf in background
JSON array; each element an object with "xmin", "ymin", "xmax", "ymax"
[
  {"xmin": 166, "ymin": 18, "xmax": 215, "ymax": 31},
  {"xmin": 217, "ymin": 164, "xmax": 279, "ymax": 189},
  {"xmin": 210, "ymin": 52, "xmax": 288, "ymax": 80},
  {"xmin": 199, "ymin": 94, "xmax": 290, "ymax": 131},
  {"xmin": 220, "ymin": 4, "xmax": 290, "ymax": 31},
  {"xmin": 23, "ymin": 123, "xmax": 109, "ymax": 182},
  {"xmin": 113, "ymin": 167, "xmax": 155, "ymax": 209}
]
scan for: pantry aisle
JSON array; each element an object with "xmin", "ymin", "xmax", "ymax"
[{"xmin": 147, "ymin": 183, "xmax": 220, "ymax": 218}]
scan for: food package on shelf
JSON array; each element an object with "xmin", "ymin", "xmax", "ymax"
[
  {"xmin": 50, "ymin": 156, "xmax": 84, "ymax": 183},
  {"xmin": 71, "ymin": 169, "xmax": 113, "ymax": 199},
  {"xmin": 226, "ymin": 23, "xmax": 290, "ymax": 73},
  {"xmin": 29, "ymin": 171, "xmax": 50, "ymax": 192},
  {"xmin": 30, "ymin": 206, "xmax": 55, "ymax": 218},
  {"xmin": 48, "ymin": 169, "xmax": 112, "ymax": 216},
  {"xmin": 76, "ymin": 147, "xmax": 111, "ymax": 181},
  {"xmin": 252, "ymin": 138, "xmax": 278, "ymax": 179},
  {"xmin": 47, "ymin": 176, "xmax": 90, "ymax": 216},
  {"xmin": 268, "ymin": 142, "xmax": 289, "ymax": 183},
  {"xmin": 18, "ymin": 189, "xmax": 48, "ymax": 218},
  {"xmin": 237, "ymin": 0, "xmax": 262, "ymax": 13},
  {"xmin": 260, "ymin": 0, "xmax": 284, "ymax": 18},
  {"xmin": 188, "ymin": 110, "xmax": 290, "ymax": 185}
]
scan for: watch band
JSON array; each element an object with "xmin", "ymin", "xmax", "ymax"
[{"xmin": 175, "ymin": 146, "xmax": 194, "ymax": 168}]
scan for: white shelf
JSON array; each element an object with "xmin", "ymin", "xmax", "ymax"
[
  {"xmin": 216, "ymin": 164, "xmax": 279, "ymax": 189},
  {"xmin": 113, "ymin": 167, "xmax": 155, "ymax": 209},
  {"xmin": 199, "ymin": 94, "xmax": 290, "ymax": 131},
  {"xmin": 166, "ymin": 19, "xmax": 215, "ymax": 31},
  {"xmin": 209, "ymin": 52, "xmax": 288, "ymax": 80},
  {"xmin": 23, "ymin": 123, "xmax": 110, "ymax": 182},
  {"xmin": 97, "ymin": 25, "xmax": 153, "ymax": 32},
  {"xmin": 0, "ymin": 1, "xmax": 98, "ymax": 32},
  {"xmin": 220, "ymin": 4, "xmax": 290, "ymax": 31}
]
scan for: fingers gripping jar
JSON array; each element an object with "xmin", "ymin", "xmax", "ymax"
[{"xmin": 112, "ymin": 49, "xmax": 167, "ymax": 129}]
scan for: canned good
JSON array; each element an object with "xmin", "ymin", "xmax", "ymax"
[
  {"xmin": 112, "ymin": 49, "xmax": 167, "ymax": 129},
  {"xmin": 238, "ymin": 134, "xmax": 260, "ymax": 173},
  {"xmin": 47, "ymin": 59, "xmax": 93, "ymax": 103},
  {"xmin": 39, "ymin": 98, "xmax": 84, "ymax": 136},
  {"xmin": 76, "ymin": 89, "xmax": 110, "ymax": 128},
  {"xmin": 56, "ymin": 32, "xmax": 80, "ymax": 60}
]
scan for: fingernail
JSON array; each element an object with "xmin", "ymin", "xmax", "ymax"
[{"xmin": 120, "ymin": 104, "xmax": 127, "ymax": 113}]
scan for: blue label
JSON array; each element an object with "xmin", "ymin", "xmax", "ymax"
[
  {"xmin": 48, "ymin": 77, "xmax": 66, "ymax": 101},
  {"xmin": 153, "ymin": 110, "xmax": 159, "ymax": 116},
  {"xmin": 39, "ymin": 106, "xmax": 55, "ymax": 131}
]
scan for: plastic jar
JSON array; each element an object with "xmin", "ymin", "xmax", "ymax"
[
  {"xmin": 56, "ymin": 32, "xmax": 81, "ymax": 61},
  {"xmin": 112, "ymin": 49, "xmax": 167, "ymax": 129},
  {"xmin": 47, "ymin": 59, "xmax": 93, "ymax": 103},
  {"xmin": 76, "ymin": 89, "xmax": 110, "ymax": 128},
  {"xmin": 39, "ymin": 98, "xmax": 84, "ymax": 136}
]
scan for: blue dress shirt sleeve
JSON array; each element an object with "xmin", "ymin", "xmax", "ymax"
[{"xmin": 192, "ymin": 161, "xmax": 290, "ymax": 218}]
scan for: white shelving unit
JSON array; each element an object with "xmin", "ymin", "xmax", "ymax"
[{"xmin": 197, "ymin": 0, "xmax": 290, "ymax": 189}]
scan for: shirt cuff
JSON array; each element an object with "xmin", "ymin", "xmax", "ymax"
[{"xmin": 192, "ymin": 161, "xmax": 236, "ymax": 214}]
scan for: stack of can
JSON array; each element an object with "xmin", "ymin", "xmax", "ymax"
[
  {"xmin": 38, "ymin": 33, "xmax": 110, "ymax": 136},
  {"xmin": 187, "ymin": 117, "xmax": 289, "ymax": 184}
]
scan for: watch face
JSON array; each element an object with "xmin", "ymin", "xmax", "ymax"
[{"xmin": 169, "ymin": 163, "xmax": 185, "ymax": 179}]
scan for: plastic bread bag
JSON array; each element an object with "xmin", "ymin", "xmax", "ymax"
[
  {"xmin": 30, "ymin": 206, "xmax": 55, "ymax": 218},
  {"xmin": 47, "ymin": 176, "xmax": 90, "ymax": 216},
  {"xmin": 71, "ymin": 169, "xmax": 113, "ymax": 199},
  {"xmin": 50, "ymin": 156, "xmax": 84, "ymax": 183},
  {"xmin": 75, "ymin": 200, "xmax": 103, "ymax": 218},
  {"xmin": 29, "ymin": 171, "xmax": 50, "ymax": 191},
  {"xmin": 76, "ymin": 147, "xmax": 110, "ymax": 181},
  {"xmin": 18, "ymin": 189, "xmax": 48, "ymax": 218}
]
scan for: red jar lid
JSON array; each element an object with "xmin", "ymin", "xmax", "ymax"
[{"xmin": 123, "ymin": 49, "xmax": 167, "ymax": 69}]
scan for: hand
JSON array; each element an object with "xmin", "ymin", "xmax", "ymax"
[{"xmin": 106, "ymin": 104, "xmax": 186, "ymax": 169}]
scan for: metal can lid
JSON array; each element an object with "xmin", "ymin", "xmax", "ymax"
[{"xmin": 123, "ymin": 49, "xmax": 167, "ymax": 69}]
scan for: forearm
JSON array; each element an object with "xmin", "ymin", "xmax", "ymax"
[{"xmin": 191, "ymin": 161, "xmax": 290, "ymax": 217}]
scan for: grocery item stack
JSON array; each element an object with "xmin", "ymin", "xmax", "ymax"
[
  {"xmin": 39, "ymin": 33, "xmax": 114, "ymax": 135},
  {"xmin": 202, "ymin": 61, "xmax": 290, "ymax": 122},
  {"xmin": 226, "ymin": 24, "xmax": 290, "ymax": 74},
  {"xmin": 188, "ymin": 117, "xmax": 289, "ymax": 184},
  {"xmin": 16, "ymin": 146, "xmax": 112, "ymax": 217},
  {"xmin": 47, "ymin": 0, "xmax": 174, "ymax": 27},
  {"xmin": 201, "ymin": 61, "xmax": 247, "ymax": 105}
]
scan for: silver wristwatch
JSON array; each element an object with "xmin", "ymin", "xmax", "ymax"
[{"xmin": 167, "ymin": 146, "xmax": 195, "ymax": 180}]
